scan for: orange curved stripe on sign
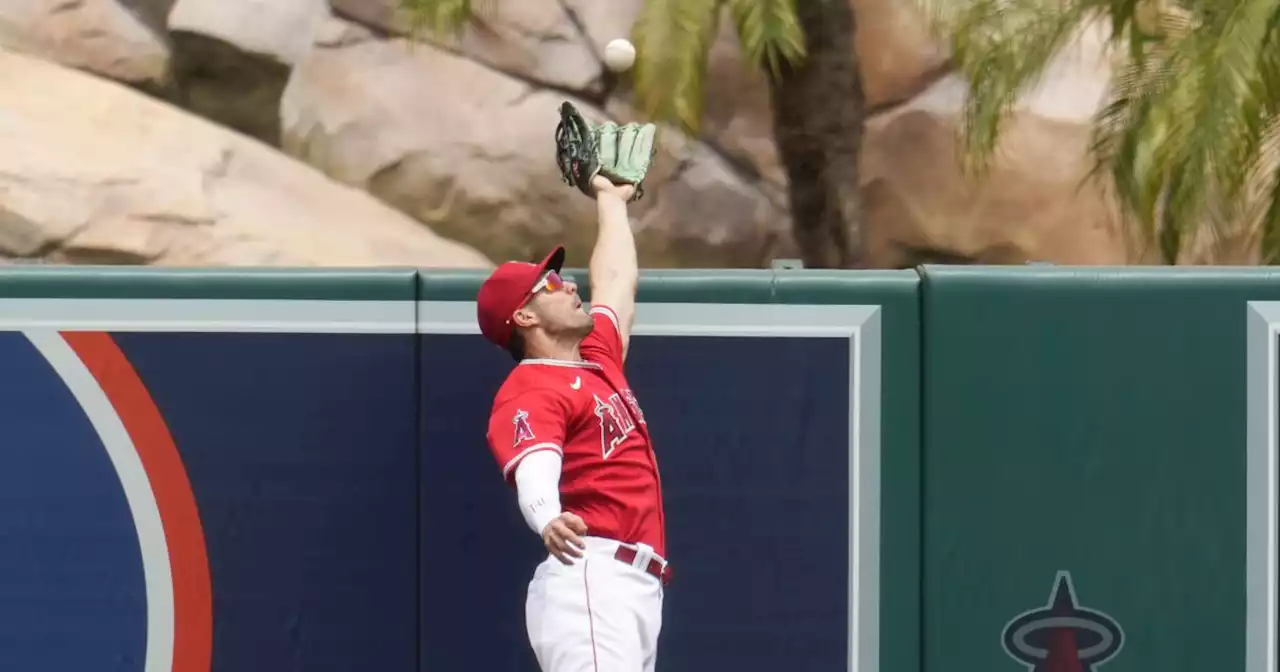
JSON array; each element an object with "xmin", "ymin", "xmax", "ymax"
[{"xmin": 62, "ymin": 331, "xmax": 213, "ymax": 672}]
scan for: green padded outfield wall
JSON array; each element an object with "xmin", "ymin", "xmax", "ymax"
[
  {"xmin": 921, "ymin": 265, "xmax": 1280, "ymax": 672},
  {"xmin": 0, "ymin": 264, "xmax": 921, "ymax": 672},
  {"xmin": 17, "ymin": 260, "xmax": 1280, "ymax": 672}
]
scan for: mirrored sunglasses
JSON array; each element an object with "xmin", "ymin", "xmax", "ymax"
[{"xmin": 531, "ymin": 270, "xmax": 565, "ymax": 295}]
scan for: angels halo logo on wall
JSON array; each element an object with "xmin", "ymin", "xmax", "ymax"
[{"xmin": 1001, "ymin": 571, "xmax": 1124, "ymax": 672}]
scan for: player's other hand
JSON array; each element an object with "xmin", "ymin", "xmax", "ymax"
[
  {"xmin": 591, "ymin": 175, "xmax": 635, "ymax": 202},
  {"xmin": 542, "ymin": 512, "xmax": 588, "ymax": 565}
]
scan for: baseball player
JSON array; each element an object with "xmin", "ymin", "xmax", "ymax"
[{"xmin": 474, "ymin": 106, "xmax": 667, "ymax": 672}]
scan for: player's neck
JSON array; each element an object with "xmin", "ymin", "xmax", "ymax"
[{"xmin": 523, "ymin": 337, "xmax": 582, "ymax": 363}]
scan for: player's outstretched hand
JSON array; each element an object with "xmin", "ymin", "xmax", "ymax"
[
  {"xmin": 591, "ymin": 175, "xmax": 635, "ymax": 202},
  {"xmin": 542, "ymin": 512, "xmax": 588, "ymax": 565}
]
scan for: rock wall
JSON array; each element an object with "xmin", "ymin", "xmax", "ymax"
[
  {"xmin": 1, "ymin": 0, "xmax": 1224, "ymax": 268},
  {"xmin": 0, "ymin": 48, "xmax": 491, "ymax": 267}
]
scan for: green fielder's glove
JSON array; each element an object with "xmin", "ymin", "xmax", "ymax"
[
  {"xmin": 594, "ymin": 120, "xmax": 657, "ymax": 201},
  {"xmin": 554, "ymin": 101, "xmax": 657, "ymax": 202}
]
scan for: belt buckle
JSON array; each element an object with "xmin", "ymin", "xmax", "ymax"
[
  {"xmin": 618, "ymin": 542, "xmax": 671, "ymax": 586},
  {"xmin": 632, "ymin": 542, "xmax": 654, "ymax": 571}
]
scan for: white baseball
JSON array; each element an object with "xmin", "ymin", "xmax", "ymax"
[{"xmin": 604, "ymin": 38, "xmax": 635, "ymax": 72}]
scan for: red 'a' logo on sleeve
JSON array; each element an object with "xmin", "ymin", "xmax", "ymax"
[{"xmin": 512, "ymin": 409, "xmax": 536, "ymax": 447}]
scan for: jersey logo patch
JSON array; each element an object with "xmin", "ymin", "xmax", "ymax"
[
  {"xmin": 512, "ymin": 409, "xmax": 536, "ymax": 447},
  {"xmin": 593, "ymin": 393, "xmax": 636, "ymax": 459}
]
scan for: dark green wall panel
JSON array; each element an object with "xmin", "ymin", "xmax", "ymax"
[
  {"xmin": 777, "ymin": 269, "xmax": 922, "ymax": 672},
  {"xmin": 920, "ymin": 265, "xmax": 1280, "ymax": 672}
]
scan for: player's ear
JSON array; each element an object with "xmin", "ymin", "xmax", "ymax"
[{"xmin": 511, "ymin": 306, "xmax": 539, "ymax": 328}]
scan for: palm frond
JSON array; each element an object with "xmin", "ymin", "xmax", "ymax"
[
  {"xmin": 724, "ymin": 0, "xmax": 807, "ymax": 79},
  {"xmin": 1253, "ymin": 19, "xmax": 1280, "ymax": 262},
  {"xmin": 1249, "ymin": 115, "xmax": 1280, "ymax": 262},
  {"xmin": 931, "ymin": 0, "xmax": 1096, "ymax": 176},
  {"xmin": 1112, "ymin": 0, "xmax": 1277, "ymax": 261},
  {"xmin": 924, "ymin": 0, "xmax": 1280, "ymax": 264},
  {"xmin": 397, "ymin": 0, "xmax": 496, "ymax": 42},
  {"xmin": 630, "ymin": 0, "xmax": 723, "ymax": 133},
  {"xmin": 1086, "ymin": 25, "xmax": 1180, "ymax": 231}
]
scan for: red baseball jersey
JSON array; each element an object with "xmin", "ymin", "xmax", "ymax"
[{"xmin": 485, "ymin": 304, "xmax": 667, "ymax": 558}]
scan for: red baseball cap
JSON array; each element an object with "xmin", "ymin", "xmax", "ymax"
[{"xmin": 476, "ymin": 245, "xmax": 566, "ymax": 349}]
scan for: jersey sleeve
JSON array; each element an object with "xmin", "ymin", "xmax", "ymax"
[
  {"xmin": 486, "ymin": 389, "xmax": 569, "ymax": 484},
  {"xmin": 579, "ymin": 303, "xmax": 625, "ymax": 368}
]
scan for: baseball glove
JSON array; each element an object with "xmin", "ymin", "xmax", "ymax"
[{"xmin": 555, "ymin": 101, "xmax": 657, "ymax": 202}]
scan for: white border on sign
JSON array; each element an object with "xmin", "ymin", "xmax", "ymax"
[
  {"xmin": 1248, "ymin": 302, "xmax": 1280, "ymax": 672},
  {"xmin": 0, "ymin": 296, "xmax": 884, "ymax": 672},
  {"xmin": 0, "ymin": 298, "xmax": 416, "ymax": 333},
  {"xmin": 24, "ymin": 329, "xmax": 176, "ymax": 672},
  {"xmin": 419, "ymin": 300, "xmax": 883, "ymax": 672}
]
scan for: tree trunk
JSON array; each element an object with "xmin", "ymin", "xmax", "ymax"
[{"xmin": 766, "ymin": 0, "xmax": 866, "ymax": 268}]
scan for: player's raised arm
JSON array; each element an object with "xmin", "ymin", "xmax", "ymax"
[
  {"xmin": 588, "ymin": 175, "xmax": 639, "ymax": 356},
  {"xmin": 553, "ymin": 102, "xmax": 656, "ymax": 361}
]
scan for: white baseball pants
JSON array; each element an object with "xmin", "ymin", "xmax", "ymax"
[{"xmin": 525, "ymin": 536, "xmax": 665, "ymax": 672}]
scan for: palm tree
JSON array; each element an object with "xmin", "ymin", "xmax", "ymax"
[
  {"xmin": 398, "ymin": 0, "xmax": 868, "ymax": 269},
  {"xmin": 918, "ymin": 0, "xmax": 1280, "ymax": 263}
]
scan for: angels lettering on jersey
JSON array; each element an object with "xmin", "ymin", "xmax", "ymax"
[{"xmin": 592, "ymin": 389, "xmax": 645, "ymax": 459}]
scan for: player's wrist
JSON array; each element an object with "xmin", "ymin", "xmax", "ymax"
[
  {"xmin": 595, "ymin": 182, "xmax": 630, "ymax": 202},
  {"xmin": 533, "ymin": 507, "xmax": 563, "ymax": 538},
  {"xmin": 594, "ymin": 186, "xmax": 628, "ymax": 202}
]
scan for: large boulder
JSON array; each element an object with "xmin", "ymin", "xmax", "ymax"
[
  {"xmin": 0, "ymin": 47, "xmax": 491, "ymax": 268},
  {"xmin": 316, "ymin": 0, "xmax": 1138, "ymax": 268},
  {"xmin": 118, "ymin": 0, "xmax": 177, "ymax": 34},
  {"xmin": 328, "ymin": 0, "xmax": 639, "ymax": 98},
  {"xmin": 858, "ymin": 25, "xmax": 1132, "ymax": 266},
  {"xmin": 860, "ymin": 105, "xmax": 1129, "ymax": 266},
  {"xmin": 0, "ymin": 0, "xmax": 1182, "ymax": 268},
  {"xmin": 281, "ymin": 18, "xmax": 791, "ymax": 268},
  {"xmin": 0, "ymin": 0, "xmax": 170, "ymax": 91},
  {"xmin": 682, "ymin": 13, "xmax": 1137, "ymax": 266},
  {"xmin": 167, "ymin": 0, "xmax": 330, "ymax": 144},
  {"xmin": 854, "ymin": 0, "xmax": 950, "ymax": 108}
]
